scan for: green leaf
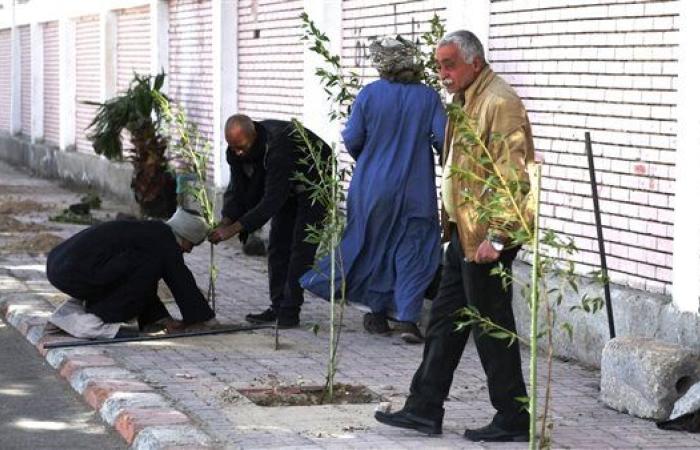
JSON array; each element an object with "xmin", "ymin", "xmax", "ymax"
[{"xmin": 561, "ymin": 322, "xmax": 574, "ymax": 340}]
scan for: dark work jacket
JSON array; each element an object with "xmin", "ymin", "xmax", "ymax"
[
  {"xmin": 46, "ymin": 220, "xmax": 209, "ymax": 319},
  {"xmin": 221, "ymin": 120, "xmax": 331, "ymax": 234}
]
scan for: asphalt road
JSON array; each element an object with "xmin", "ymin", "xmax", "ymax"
[{"xmin": 0, "ymin": 319, "xmax": 125, "ymax": 450}]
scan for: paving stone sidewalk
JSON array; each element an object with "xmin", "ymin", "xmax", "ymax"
[{"xmin": 1, "ymin": 160, "xmax": 699, "ymax": 449}]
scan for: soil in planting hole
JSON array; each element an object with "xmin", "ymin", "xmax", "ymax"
[{"xmin": 237, "ymin": 383, "xmax": 380, "ymax": 407}]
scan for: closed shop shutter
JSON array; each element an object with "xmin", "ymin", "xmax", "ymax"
[
  {"xmin": 43, "ymin": 21, "xmax": 60, "ymax": 146},
  {"xmin": 19, "ymin": 25, "xmax": 31, "ymax": 135},
  {"xmin": 74, "ymin": 15, "xmax": 101, "ymax": 154},
  {"xmin": 117, "ymin": 4, "xmax": 151, "ymax": 93},
  {"xmin": 168, "ymin": 0, "xmax": 214, "ymax": 180},
  {"xmin": 0, "ymin": 28, "xmax": 11, "ymax": 132},
  {"xmin": 237, "ymin": 0, "xmax": 304, "ymax": 121}
]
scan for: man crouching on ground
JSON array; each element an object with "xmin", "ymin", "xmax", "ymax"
[{"xmin": 45, "ymin": 207, "xmax": 216, "ymax": 339}]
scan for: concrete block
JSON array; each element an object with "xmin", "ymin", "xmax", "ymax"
[
  {"xmin": 669, "ymin": 381, "xmax": 700, "ymax": 420},
  {"xmin": 601, "ymin": 336, "xmax": 700, "ymax": 420},
  {"xmin": 114, "ymin": 409, "xmax": 190, "ymax": 444},
  {"xmin": 25, "ymin": 324, "xmax": 47, "ymax": 345},
  {"xmin": 83, "ymin": 379, "xmax": 153, "ymax": 410},
  {"xmin": 45, "ymin": 347, "xmax": 105, "ymax": 369},
  {"xmin": 69, "ymin": 367, "xmax": 136, "ymax": 394},
  {"xmin": 58, "ymin": 354, "xmax": 118, "ymax": 379},
  {"xmin": 131, "ymin": 425, "xmax": 212, "ymax": 450},
  {"xmin": 100, "ymin": 392, "xmax": 172, "ymax": 425}
]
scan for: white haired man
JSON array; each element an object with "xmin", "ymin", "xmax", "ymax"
[{"xmin": 375, "ymin": 30, "xmax": 534, "ymax": 442}]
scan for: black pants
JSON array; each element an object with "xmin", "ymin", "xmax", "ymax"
[
  {"xmin": 267, "ymin": 194, "xmax": 323, "ymax": 316},
  {"xmin": 48, "ymin": 255, "xmax": 209, "ymax": 329},
  {"xmin": 404, "ymin": 227, "xmax": 529, "ymax": 430}
]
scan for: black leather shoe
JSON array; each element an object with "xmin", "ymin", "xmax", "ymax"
[
  {"xmin": 276, "ymin": 315, "xmax": 300, "ymax": 329},
  {"xmin": 464, "ymin": 421, "xmax": 528, "ymax": 442},
  {"xmin": 374, "ymin": 409, "xmax": 442, "ymax": 435},
  {"xmin": 245, "ymin": 308, "xmax": 277, "ymax": 324}
]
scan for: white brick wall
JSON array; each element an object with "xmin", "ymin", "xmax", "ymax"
[
  {"xmin": 19, "ymin": 25, "xmax": 31, "ymax": 135},
  {"xmin": 74, "ymin": 15, "xmax": 101, "ymax": 154},
  {"xmin": 237, "ymin": 0, "xmax": 304, "ymax": 121},
  {"xmin": 490, "ymin": 0, "xmax": 679, "ymax": 294},
  {"xmin": 42, "ymin": 21, "xmax": 60, "ymax": 147},
  {"xmin": 340, "ymin": 0, "xmax": 446, "ymax": 191},
  {"xmin": 116, "ymin": 5, "xmax": 151, "ymax": 93},
  {"xmin": 0, "ymin": 28, "xmax": 11, "ymax": 132},
  {"xmin": 168, "ymin": 0, "xmax": 214, "ymax": 178}
]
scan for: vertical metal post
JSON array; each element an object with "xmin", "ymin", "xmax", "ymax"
[{"xmin": 584, "ymin": 132, "xmax": 615, "ymax": 339}]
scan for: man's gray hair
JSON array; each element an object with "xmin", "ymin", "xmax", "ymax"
[
  {"xmin": 225, "ymin": 114, "xmax": 255, "ymax": 137},
  {"xmin": 437, "ymin": 30, "xmax": 486, "ymax": 64}
]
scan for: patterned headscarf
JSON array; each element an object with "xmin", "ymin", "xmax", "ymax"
[{"xmin": 368, "ymin": 36, "xmax": 424, "ymax": 83}]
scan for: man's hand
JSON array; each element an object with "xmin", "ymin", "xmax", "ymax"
[
  {"xmin": 474, "ymin": 240, "xmax": 501, "ymax": 264},
  {"xmin": 209, "ymin": 222, "xmax": 243, "ymax": 244}
]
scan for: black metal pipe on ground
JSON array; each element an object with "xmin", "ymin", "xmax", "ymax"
[
  {"xmin": 43, "ymin": 324, "xmax": 274, "ymax": 349},
  {"xmin": 585, "ymin": 131, "xmax": 616, "ymax": 339}
]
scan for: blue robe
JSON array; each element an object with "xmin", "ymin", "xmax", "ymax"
[{"xmin": 300, "ymin": 79, "xmax": 446, "ymax": 322}]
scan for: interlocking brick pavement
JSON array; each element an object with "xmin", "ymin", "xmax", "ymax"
[{"xmin": 1, "ymin": 161, "xmax": 699, "ymax": 449}]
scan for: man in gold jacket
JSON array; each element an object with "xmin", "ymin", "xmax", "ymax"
[{"xmin": 375, "ymin": 30, "xmax": 534, "ymax": 442}]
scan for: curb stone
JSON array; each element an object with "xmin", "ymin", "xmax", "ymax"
[
  {"xmin": 1, "ymin": 295, "xmax": 216, "ymax": 449},
  {"xmin": 131, "ymin": 425, "xmax": 213, "ymax": 450},
  {"xmin": 101, "ymin": 392, "xmax": 175, "ymax": 424}
]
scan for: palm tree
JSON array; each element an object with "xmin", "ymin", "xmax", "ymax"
[{"xmin": 86, "ymin": 72, "xmax": 176, "ymax": 218}]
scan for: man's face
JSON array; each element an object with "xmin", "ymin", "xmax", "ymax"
[
  {"xmin": 226, "ymin": 126, "xmax": 255, "ymax": 158},
  {"xmin": 435, "ymin": 43, "xmax": 482, "ymax": 94}
]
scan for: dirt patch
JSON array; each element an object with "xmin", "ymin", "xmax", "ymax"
[
  {"xmin": 1, "ymin": 232, "xmax": 64, "ymax": 255},
  {"xmin": 235, "ymin": 383, "xmax": 379, "ymax": 407},
  {"xmin": 0, "ymin": 216, "xmax": 48, "ymax": 233},
  {"xmin": 0, "ymin": 199, "xmax": 52, "ymax": 215}
]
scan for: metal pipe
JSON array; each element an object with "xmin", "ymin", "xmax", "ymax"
[
  {"xmin": 585, "ymin": 131, "xmax": 615, "ymax": 339},
  {"xmin": 43, "ymin": 324, "xmax": 274, "ymax": 349}
]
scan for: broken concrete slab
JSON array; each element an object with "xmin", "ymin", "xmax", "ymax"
[{"xmin": 601, "ymin": 336, "xmax": 700, "ymax": 420}]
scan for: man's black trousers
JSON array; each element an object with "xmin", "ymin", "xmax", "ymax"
[
  {"xmin": 267, "ymin": 193, "xmax": 323, "ymax": 316},
  {"xmin": 405, "ymin": 226, "xmax": 529, "ymax": 430}
]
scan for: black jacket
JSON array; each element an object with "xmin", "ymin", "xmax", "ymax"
[
  {"xmin": 221, "ymin": 120, "xmax": 331, "ymax": 233},
  {"xmin": 46, "ymin": 220, "xmax": 207, "ymax": 311}
]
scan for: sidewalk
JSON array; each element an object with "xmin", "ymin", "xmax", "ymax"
[{"xmin": 1, "ymin": 160, "xmax": 698, "ymax": 449}]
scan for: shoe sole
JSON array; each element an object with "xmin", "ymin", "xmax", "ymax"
[
  {"xmin": 245, "ymin": 318, "xmax": 276, "ymax": 324},
  {"xmin": 375, "ymin": 413, "xmax": 441, "ymax": 436},
  {"xmin": 400, "ymin": 333, "xmax": 424, "ymax": 344},
  {"xmin": 464, "ymin": 432, "xmax": 529, "ymax": 442}
]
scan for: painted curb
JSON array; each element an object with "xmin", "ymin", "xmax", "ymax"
[{"xmin": 1, "ymin": 295, "xmax": 215, "ymax": 449}]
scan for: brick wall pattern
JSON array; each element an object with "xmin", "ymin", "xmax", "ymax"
[
  {"xmin": 117, "ymin": 5, "xmax": 151, "ymax": 93},
  {"xmin": 0, "ymin": 29, "xmax": 11, "ymax": 132},
  {"xmin": 74, "ymin": 15, "xmax": 101, "ymax": 154},
  {"xmin": 237, "ymin": 0, "xmax": 305, "ymax": 121},
  {"xmin": 489, "ymin": 0, "xmax": 679, "ymax": 294},
  {"xmin": 339, "ymin": 0, "xmax": 447, "ymax": 195},
  {"xmin": 168, "ymin": 0, "xmax": 214, "ymax": 180},
  {"xmin": 19, "ymin": 25, "xmax": 31, "ymax": 135},
  {"xmin": 43, "ymin": 21, "xmax": 60, "ymax": 147}
]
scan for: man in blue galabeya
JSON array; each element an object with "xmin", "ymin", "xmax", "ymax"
[{"xmin": 300, "ymin": 36, "xmax": 446, "ymax": 343}]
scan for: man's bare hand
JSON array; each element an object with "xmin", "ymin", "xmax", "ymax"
[
  {"xmin": 474, "ymin": 240, "xmax": 500, "ymax": 264},
  {"xmin": 209, "ymin": 222, "xmax": 243, "ymax": 244}
]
